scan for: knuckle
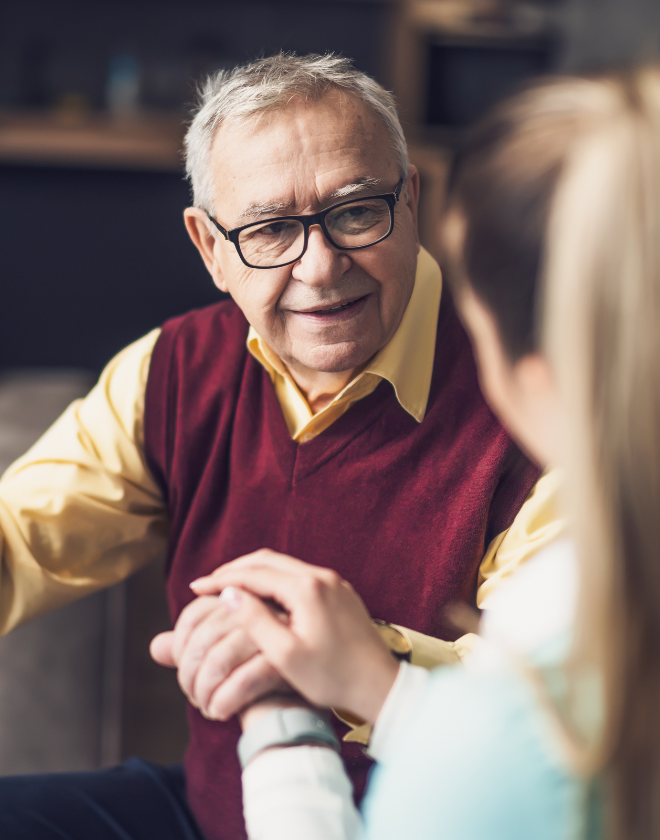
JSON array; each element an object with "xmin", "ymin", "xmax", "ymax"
[
  {"xmin": 320, "ymin": 568, "xmax": 342, "ymax": 589},
  {"xmin": 233, "ymin": 666, "xmax": 254, "ymax": 694},
  {"xmin": 207, "ymin": 652, "xmax": 231, "ymax": 683},
  {"xmin": 209, "ymin": 698, "xmax": 231, "ymax": 721},
  {"xmin": 298, "ymin": 575, "xmax": 324, "ymax": 600},
  {"xmin": 178, "ymin": 679, "xmax": 197, "ymax": 707}
]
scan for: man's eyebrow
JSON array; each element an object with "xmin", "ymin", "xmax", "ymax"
[
  {"xmin": 238, "ymin": 200, "xmax": 290, "ymax": 221},
  {"xmin": 237, "ymin": 177, "xmax": 383, "ymax": 220},
  {"xmin": 329, "ymin": 177, "xmax": 382, "ymax": 199}
]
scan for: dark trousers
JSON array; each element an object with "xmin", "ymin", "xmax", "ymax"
[{"xmin": 0, "ymin": 758, "xmax": 207, "ymax": 840}]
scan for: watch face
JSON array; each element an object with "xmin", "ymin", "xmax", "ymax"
[{"xmin": 374, "ymin": 621, "xmax": 413, "ymax": 657}]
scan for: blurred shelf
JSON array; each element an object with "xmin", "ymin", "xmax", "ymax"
[
  {"xmin": 409, "ymin": 0, "xmax": 550, "ymax": 40},
  {"xmin": 389, "ymin": 0, "xmax": 556, "ymax": 132},
  {"xmin": 0, "ymin": 111, "xmax": 186, "ymax": 171},
  {"xmin": 427, "ymin": 29, "xmax": 555, "ymax": 50}
]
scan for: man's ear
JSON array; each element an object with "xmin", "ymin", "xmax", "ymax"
[
  {"xmin": 405, "ymin": 164, "xmax": 421, "ymax": 248},
  {"xmin": 183, "ymin": 207, "xmax": 229, "ymax": 293}
]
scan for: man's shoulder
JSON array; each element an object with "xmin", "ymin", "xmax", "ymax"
[
  {"xmin": 147, "ymin": 298, "xmax": 251, "ymax": 388},
  {"xmin": 159, "ymin": 297, "xmax": 248, "ymax": 345},
  {"xmin": 143, "ymin": 298, "xmax": 254, "ymax": 477}
]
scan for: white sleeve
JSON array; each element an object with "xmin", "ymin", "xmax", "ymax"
[
  {"xmin": 368, "ymin": 661, "xmax": 430, "ymax": 762},
  {"xmin": 242, "ymin": 745, "xmax": 363, "ymax": 840}
]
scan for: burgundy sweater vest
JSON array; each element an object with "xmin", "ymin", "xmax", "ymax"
[{"xmin": 143, "ymin": 292, "xmax": 541, "ymax": 840}]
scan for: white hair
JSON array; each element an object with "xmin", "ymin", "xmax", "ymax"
[{"xmin": 184, "ymin": 52, "xmax": 409, "ymax": 214}]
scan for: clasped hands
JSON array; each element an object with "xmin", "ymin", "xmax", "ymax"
[{"xmin": 150, "ymin": 550, "xmax": 400, "ymax": 731}]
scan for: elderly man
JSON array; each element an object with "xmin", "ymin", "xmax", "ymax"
[{"xmin": 0, "ymin": 55, "xmax": 560, "ymax": 840}]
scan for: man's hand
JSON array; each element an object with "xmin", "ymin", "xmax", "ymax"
[
  {"xmin": 189, "ymin": 550, "xmax": 400, "ymax": 725},
  {"xmin": 150, "ymin": 594, "xmax": 291, "ymax": 720}
]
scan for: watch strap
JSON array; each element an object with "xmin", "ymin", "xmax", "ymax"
[{"xmin": 238, "ymin": 707, "xmax": 340, "ymax": 769}]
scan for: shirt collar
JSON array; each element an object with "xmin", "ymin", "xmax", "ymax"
[{"xmin": 247, "ymin": 246, "xmax": 442, "ymax": 423}]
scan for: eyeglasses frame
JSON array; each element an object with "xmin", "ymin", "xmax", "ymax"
[{"xmin": 207, "ymin": 178, "xmax": 404, "ymax": 269}]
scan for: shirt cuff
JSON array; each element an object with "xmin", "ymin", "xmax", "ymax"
[
  {"xmin": 368, "ymin": 661, "xmax": 430, "ymax": 762},
  {"xmin": 242, "ymin": 745, "xmax": 362, "ymax": 840},
  {"xmin": 391, "ymin": 624, "xmax": 478, "ymax": 667}
]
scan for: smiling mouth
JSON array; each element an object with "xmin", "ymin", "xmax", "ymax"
[{"xmin": 296, "ymin": 295, "xmax": 367, "ymax": 315}]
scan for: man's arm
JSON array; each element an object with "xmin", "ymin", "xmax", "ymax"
[{"xmin": 0, "ymin": 330, "xmax": 168, "ymax": 634}]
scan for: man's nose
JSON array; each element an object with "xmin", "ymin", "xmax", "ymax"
[{"xmin": 291, "ymin": 225, "xmax": 351, "ymax": 286}]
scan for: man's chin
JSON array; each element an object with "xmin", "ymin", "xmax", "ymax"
[{"xmin": 296, "ymin": 343, "xmax": 376, "ymax": 374}]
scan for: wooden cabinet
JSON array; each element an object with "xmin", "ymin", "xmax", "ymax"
[{"xmin": 386, "ymin": 0, "xmax": 558, "ymax": 253}]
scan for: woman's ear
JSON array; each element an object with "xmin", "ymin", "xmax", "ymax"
[
  {"xmin": 183, "ymin": 207, "xmax": 229, "ymax": 293},
  {"xmin": 455, "ymin": 287, "xmax": 560, "ymax": 468}
]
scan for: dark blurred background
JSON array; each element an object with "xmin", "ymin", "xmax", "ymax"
[{"xmin": 0, "ymin": 0, "xmax": 658, "ymax": 777}]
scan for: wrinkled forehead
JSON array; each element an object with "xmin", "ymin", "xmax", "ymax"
[{"xmin": 208, "ymin": 90, "xmax": 399, "ymax": 219}]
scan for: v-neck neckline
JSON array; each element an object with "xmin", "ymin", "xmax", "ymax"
[{"xmin": 255, "ymin": 359, "xmax": 408, "ymax": 486}]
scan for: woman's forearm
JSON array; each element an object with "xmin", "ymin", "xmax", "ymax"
[{"xmin": 242, "ymin": 745, "xmax": 363, "ymax": 840}]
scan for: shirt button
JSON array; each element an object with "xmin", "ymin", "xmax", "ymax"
[{"xmin": 301, "ymin": 433, "xmax": 314, "ymax": 443}]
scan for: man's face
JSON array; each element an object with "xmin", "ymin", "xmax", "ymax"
[{"xmin": 187, "ymin": 90, "xmax": 420, "ymax": 376}]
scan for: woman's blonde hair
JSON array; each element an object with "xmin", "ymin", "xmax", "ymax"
[
  {"xmin": 544, "ymin": 68, "xmax": 660, "ymax": 838},
  {"xmin": 446, "ymin": 67, "xmax": 660, "ymax": 838}
]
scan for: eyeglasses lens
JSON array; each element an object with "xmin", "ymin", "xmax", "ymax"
[
  {"xmin": 238, "ymin": 220, "xmax": 305, "ymax": 268},
  {"xmin": 237, "ymin": 197, "xmax": 392, "ymax": 268},
  {"xmin": 325, "ymin": 198, "xmax": 391, "ymax": 248}
]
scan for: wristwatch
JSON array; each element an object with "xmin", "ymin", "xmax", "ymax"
[
  {"xmin": 373, "ymin": 619, "xmax": 413, "ymax": 661},
  {"xmin": 237, "ymin": 707, "xmax": 340, "ymax": 769},
  {"xmin": 333, "ymin": 620, "xmax": 412, "ymax": 743}
]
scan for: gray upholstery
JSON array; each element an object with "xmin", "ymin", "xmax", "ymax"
[
  {"xmin": 0, "ymin": 370, "xmax": 189, "ymax": 775},
  {"xmin": 0, "ymin": 371, "xmax": 124, "ymax": 774}
]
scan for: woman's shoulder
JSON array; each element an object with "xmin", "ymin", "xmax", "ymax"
[
  {"xmin": 478, "ymin": 538, "xmax": 578, "ymax": 663},
  {"xmin": 364, "ymin": 654, "xmax": 583, "ymax": 840}
]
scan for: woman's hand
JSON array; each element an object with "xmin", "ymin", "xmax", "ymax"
[{"xmin": 190, "ymin": 550, "xmax": 399, "ymax": 724}]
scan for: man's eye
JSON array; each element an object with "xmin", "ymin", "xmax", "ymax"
[
  {"xmin": 331, "ymin": 205, "xmax": 379, "ymax": 229},
  {"xmin": 342, "ymin": 206, "xmax": 370, "ymax": 220},
  {"xmin": 256, "ymin": 221, "xmax": 294, "ymax": 237}
]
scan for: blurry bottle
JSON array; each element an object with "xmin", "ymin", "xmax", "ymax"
[
  {"xmin": 54, "ymin": 92, "xmax": 90, "ymax": 126},
  {"xmin": 106, "ymin": 53, "xmax": 140, "ymax": 117}
]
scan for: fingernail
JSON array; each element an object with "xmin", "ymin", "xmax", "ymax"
[{"xmin": 218, "ymin": 586, "xmax": 241, "ymax": 611}]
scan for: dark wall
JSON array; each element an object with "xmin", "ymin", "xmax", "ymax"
[
  {"xmin": 0, "ymin": 1, "xmax": 393, "ymax": 370},
  {"xmin": 0, "ymin": 0, "xmax": 391, "ymax": 112},
  {"xmin": 0, "ymin": 165, "xmax": 219, "ymax": 369}
]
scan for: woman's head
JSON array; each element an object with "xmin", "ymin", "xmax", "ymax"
[
  {"xmin": 444, "ymin": 68, "xmax": 660, "ymax": 839},
  {"xmin": 443, "ymin": 75, "xmax": 631, "ymax": 467}
]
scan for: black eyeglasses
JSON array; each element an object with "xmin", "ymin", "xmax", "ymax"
[{"xmin": 207, "ymin": 179, "xmax": 403, "ymax": 269}]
